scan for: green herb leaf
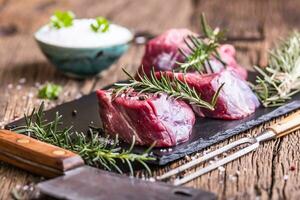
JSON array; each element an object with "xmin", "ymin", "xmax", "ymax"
[
  {"xmin": 50, "ymin": 10, "xmax": 75, "ymax": 29},
  {"xmin": 12, "ymin": 103, "xmax": 155, "ymax": 175},
  {"xmin": 38, "ymin": 83, "xmax": 62, "ymax": 100},
  {"xmin": 177, "ymin": 13, "xmax": 226, "ymax": 73},
  {"xmin": 253, "ymin": 31, "xmax": 300, "ymax": 107},
  {"xmin": 114, "ymin": 68, "xmax": 222, "ymax": 111},
  {"xmin": 90, "ymin": 17, "xmax": 110, "ymax": 33}
]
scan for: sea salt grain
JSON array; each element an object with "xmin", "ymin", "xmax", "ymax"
[
  {"xmin": 19, "ymin": 78, "xmax": 26, "ymax": 84},
  {"xmin": 35, "ymin": 82, "xmax": 41, "ymax": 88},
  {"xmin": 218, "ymin": 166, "xmax": 225, "ymax": 172},
  {"xmin": 148, "ymin": 177, "xmax": 155, "ymax": 182},
  {"xmin": 35, "ymin": 20, "xmax": 133, "ymax": 48},
  {"xmin": 283, "ymin": 175, "xmax": 289, "ymax": 181},
  {"xmin": 16, "ymin": 85, "xmax": 22, "ymax": 90},
  {"xmin": 28, "ymin": 92, "xmax": 34, "ymax": 98},
  {"xmin": 7, "ymin": 84, "xmax": 13, "ymax": 89},
  {"xmin": 229, "ymin": 174, "xmax": 237, "ymax": 181}
]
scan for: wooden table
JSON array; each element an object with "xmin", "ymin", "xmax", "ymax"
[{"xmin": 1, "ymin": 0, "xmax": 300, "ymax": 199}]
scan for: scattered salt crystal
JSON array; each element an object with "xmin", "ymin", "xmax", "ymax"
[
  {"xmin": 149, "ymin": 177, "xmax": 155, "ymax": 182},
  {"xmin": 76, "ymin": 94, "xmax": 82, "ymax": 99},
  {"xmin": 7, "ymin": 84, "xmax": 13, "ymax": 89},
  {"xmin": 218, "ymin": 166, "xmax": 225, "ymax": 172},
  {"xmin": 35, "ymin": 82, "xmax": 41, "ymax": 88},
  {"xmin": 19, "ymin": 78, "xmax": 26, "ymax": 84},
  {"xmin": 15, "ymin": 184, "xmax": 21, "ymax": 190},
  {"xmin": 28, "ymin": 92, "xmax": 34, "ymax": 98},
  {"xmin": 283, "ymin": 175, "xmax": 289, "ymax": 181},
  {"xmin": 236, "ymin": 170, "xmax": 240, "ymax": 175},
  {"xmin": 16, "ymin": 85, "xmax": 22, "ymax": 90},
  {"xmin": 22, "ymin": 185, "xmax": 29, "ymax": 190},
  {"xmin": 191, "ymin": 156, "xmax": 196, "ymax": 160},
  {"xmin": 168, "ymin": 148, "xmax": 172, "ymax": 152},
  {"xmin": 229, "ymin": 174, "xmax": 237, "ymax": 181},
  {"xmin": 214, "ymin": 156, "xmax": 219, "ymax": 161},
  {"xmin": 209, "ymin": 160, "xmax": 214, "ymax": 164}
]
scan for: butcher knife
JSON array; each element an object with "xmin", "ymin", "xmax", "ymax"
[{"xmin": 0, "ymin": 130, "xmax": 215, "ymax": 200}]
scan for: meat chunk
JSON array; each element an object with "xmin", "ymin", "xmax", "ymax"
[
  {"xmin": 137, "ymin": 28, "xmax": 193, "ymax": 77},
  {"xmin": 208, "ymin": 44, "xmax": 248, "ymax": 80},
  {"xmin": 156, "ymin": 70, "xmax": 260, "ymax": 120},
  {"xmin": 137, "ymin": 29, "xmax": 247, "ymax": 79},
  {"xmin": 96, "ymin": 90, "xmax": 195, "ymax": 147}
]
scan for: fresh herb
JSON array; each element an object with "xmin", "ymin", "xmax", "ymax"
[
  {"xmin": 114, "ymin": 68, "xmax": 224, "ymax": 110},
  {"xmin": 90, "ymin": 17, "xmax": 110, "ymax": 33},
  {"xmin": 50, "ymin": 10, "xmax": 75, "ymax": 29},
  {"xmin": 38, "ymin": 83, "xmax": 62, "ymax": 100},
  {"xmin": 12, "ymin": 103, "xmax": 155, "ymax": 175},
  {"xmin": 178, "ymin": 13, "xmax": 226, "ymax": 73},
  {"xmin": 252, "ymin": 31, "xmax": 300, "ymax": 107}
]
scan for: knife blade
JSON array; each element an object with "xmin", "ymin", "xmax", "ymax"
[{"xmin": 0, "ymin": 130, "xmax": 215, "ymax": 200}]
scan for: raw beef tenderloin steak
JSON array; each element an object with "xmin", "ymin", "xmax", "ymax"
[
  {"xmin": 208, "ymin": 44, "xmax": 248, "ymax": 80},
  {"xmin": 137, "ymin": 28, "xmax": 194, "ymax": 77},
  {"xmin": 137, "ymin": 28, "xmax": 247, "ymax": 79},
  {"xmin": 156, "ymin": 70, "xmax": 260, "ymax": 120},
  {"xmin": 96, "ymin": 90, "xmax": 195, "ymax": 147}
]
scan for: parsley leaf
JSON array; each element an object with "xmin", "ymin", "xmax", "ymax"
[
  {"xmin": 50, "ymin": 10, "xmax": 75, "ymax": 29},
  {"xmin": 38, "ymin": 83, "xmax": 62, "ymax": 100},
  {"xmin": 90, "ymin": 17, "xmax": 110, "ymax": 33}
]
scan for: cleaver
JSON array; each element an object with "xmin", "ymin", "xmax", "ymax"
[{"xmin": 0, "ymin": 130, "xmax": 215, "ymax": 200}]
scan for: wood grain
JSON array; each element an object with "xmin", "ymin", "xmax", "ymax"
[
  {"xmin": 0, "ymin": 130, "xmax": 84, "ymax": 178},
  {"xmin": 0, "ymin": 0, "xmax": 300, "ymax": 199}
]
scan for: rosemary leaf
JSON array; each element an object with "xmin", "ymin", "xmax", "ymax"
[
  {"xmin": 177, "ymin": 13, "xmax": 226, "ymax": 73},
  {"xmin": 253, "ymin": 31, "xmax": 300, "ymax": 107},
  {"xmin": 12, "ymin": 103, "xmax": 155, "ymax": 175},
  {"xmin": 114, "ymin": 68, "xmax": 221, "ymax": 111}
]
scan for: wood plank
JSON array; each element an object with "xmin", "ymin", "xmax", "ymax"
[
  {"xmin": 1, "ymin": 0, "xmax": 300, "ymax": 199},
  {"xmin": 0, "ymin": 0, "xmax": 194, "ymax": 199}
]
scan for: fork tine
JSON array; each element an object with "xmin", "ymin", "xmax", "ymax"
[
  {"xmin": 173, "ymin": 142, "xmax": 259, "ymax": 186},
  {"xmin": 157, "ymin": 137, "xmax": 253, "ymax": 180}
]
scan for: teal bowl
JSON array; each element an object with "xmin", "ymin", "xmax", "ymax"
[
  {"xmin": 34, "ymin": 22, "xmax": 133, "ymax": 78},
  {"xmin": 35, "ymin": 41, "xmax": 130, "ymax": 78}
]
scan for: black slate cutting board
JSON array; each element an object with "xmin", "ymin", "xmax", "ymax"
[{"xmin": 6, "ymin": 88, "xmax": 300, "ymax": 165}]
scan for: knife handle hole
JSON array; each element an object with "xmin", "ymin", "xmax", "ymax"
[{"xmin": 173, "ymin": 189, "xmax": 193, "ymax": 197}]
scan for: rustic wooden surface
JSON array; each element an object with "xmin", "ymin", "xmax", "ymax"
[{"xmin": 0, "ymin": 0, "xmax": 300, "ymax": 199}]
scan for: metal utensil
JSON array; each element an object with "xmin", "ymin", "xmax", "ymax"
[
  {"xmin": 0, "ymin": 130, "xmax": 215, "ymax": 200},
  {"xmin": 158, "ymin": 110, "xmax": 300, "ymax": 186}
]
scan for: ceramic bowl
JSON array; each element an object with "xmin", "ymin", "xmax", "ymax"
[{"xmin": 34, "ymin": 23, "xmax": 133, "ymax": 78}]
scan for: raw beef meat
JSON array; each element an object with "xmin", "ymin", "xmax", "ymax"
[
  {"xmin": 137, "ymin": 29, "xmax": 247, "ymax": 79},
  {"xmin": 208, "ymin": 44, "xmax": 248, "ymax": 80},
  {"xmin": 137, "ymin": 28, "xmax": 194, "ymax": 77},
  {"xmin": 155, "ymin": 70, "xmax": 260, "ymax": 120},
  {"xmin": 96, "ymin": 90, "xmax": 195, "ymax": 147}
]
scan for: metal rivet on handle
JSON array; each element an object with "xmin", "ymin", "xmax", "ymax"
[
  {"xmin": 16, "ymin": 138, "xmax": 30, "ymax": 144},
  {"xmin": 52, "ymin": 150, "xmax": 66, "ymax": 156}
]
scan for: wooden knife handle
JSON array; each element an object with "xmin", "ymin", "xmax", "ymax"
[
  {"xmin": 0, "ymin": 129, "xmax": 84, "ymax": 178},
  {"xmin": 268, "ymin": 110, "xmax": 300, "ymax": 138}
]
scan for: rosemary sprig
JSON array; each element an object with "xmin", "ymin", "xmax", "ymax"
[
  {"xmin": 12, "ymin": 103, "xmax": 155, "ymax": 175},
  {"xmin": 178, "ymin": 13, "xmax": 226, "ymax": 73},
  {"xmin": 114, "ymin": 68, "xmax": 223, "ymax": 110},
  {"xmin": 253, "ymin": 31, "xmax": 300, "ymax": 107}
]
